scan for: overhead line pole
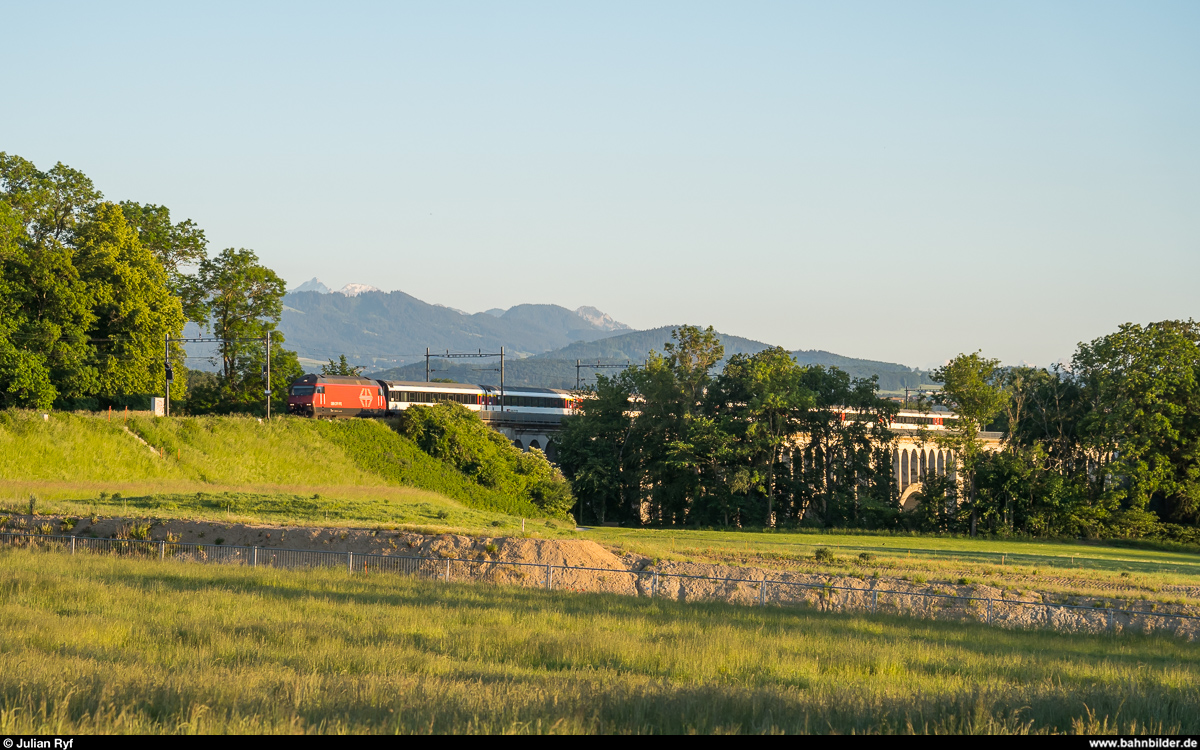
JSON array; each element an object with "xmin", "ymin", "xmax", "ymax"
[
  {"xmin": 165, "ymin": 335, "xmax": 273, "ymax": 419},
  {"xmin": 575, "ymin": 360, "xmax": 638, "ymax": 390},
  {"xmin": 164, "ymin": 333, "xmax": 170, "ymax": 417},
  {"xmin": 423, "ymin": 349, "xmax": 506, "ymax": 410}
]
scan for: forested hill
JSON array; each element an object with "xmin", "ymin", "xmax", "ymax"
[
  {"xmin": 536, "ymin": 327, "xmax": 932, "ymax": 391},
  {"xmin": 279, "ymin": 291, "xmax": 623, "ymax": 368},
  {"xmin": 369, "ymin": 326, "xmax": 934, "ymax": 392}
]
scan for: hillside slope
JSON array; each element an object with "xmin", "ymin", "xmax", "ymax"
[
  {"xmin": 0, "ymin": 410, "xmax": 559, "ymax": 519},
  {"xmin": 371, "ymin": 327, "xmax": 934, "ymax": 391},
  {"xmin": 278, "ymin": 290, "xmax": 620, "ymax": 367}
]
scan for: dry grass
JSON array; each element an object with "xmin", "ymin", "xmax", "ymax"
[{"xmin": 1, "ymin": 548, "xmax": 1197, "ymax": 734}]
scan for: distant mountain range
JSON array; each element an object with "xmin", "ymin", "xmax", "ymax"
[
  {"xmin": 368, "ymin": 326, "xmax": 933, "ymax": 392},
  {"xmin": 278, "ymin": 286, "xmax": 632, "ymax": 368},
  {"xmin": 290, "ymin": 277, "xmax": 381, "ymax": 297},
  {"xmin": 275, "ymin": 282, "xmax": 933, "ymax": 392}
]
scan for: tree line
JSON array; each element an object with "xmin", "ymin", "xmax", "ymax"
[
  {"xmin": 0, "ymin": 153, "xmax": 302, "ymax": 413},
  {"xmin": 555, "ymin": 322, "xmax": 1200, "ymax": 543}
]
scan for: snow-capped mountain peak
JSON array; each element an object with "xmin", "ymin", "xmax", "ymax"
[{"xmin": 337, "ymin": 283, "xmax": 382, "ymax": 297}]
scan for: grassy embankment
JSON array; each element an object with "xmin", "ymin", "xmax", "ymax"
[
  {"xmin": 5, "ymin": 409, "xmax": 1198, "ymax": 606},
  {"xmin": 1, "ymin": 548, "xmax": 1196, "ymax": 734},
  {"xmin": 0, "ymin": 409, "xmax": 566, "ymax": 531}
]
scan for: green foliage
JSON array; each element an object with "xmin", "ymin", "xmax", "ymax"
[
  {"xmin": 0, "ymin": 151, "xmax": 304, "ymax": 417},
  {"xmin": 315, "ymin": 417, "xmax": 549, "ymax": 518},
  {"xmin": 321, "ymin": 355, "xmax": 363, "ymax": 377},
  {"xmin": 75, "ymin": 202, "xmax": 188, "ymax": 398},
  {"xmin": 556, "ymin": 326, "xmax": 898, "ymax": 529},
  {"xmin": 968, "ymin": 320, "xmax": 1200, "ymax": 540},
  {"xmin": 0, "ymin": 153, "xmax": 213, "ymax": 410},
  {"xmin": 932, "ymin": 351, "xmax": 1006, "ymax": 536},
  {"xmin": 394, "ymin": 404, "xmax": 575, "ymax": 519},
  {"xmin": 190, "ymin": 248, "xmax": 302, "ymax": 414},
  {"xmin": 118, "ymin": 201, "xmax": 208, "ymax": 308}
]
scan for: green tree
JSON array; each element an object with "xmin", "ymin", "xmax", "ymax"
[
  {"xmin": 0, "ymin": 153, "xmax": 102, "ymax": 406},
  {"xmin": 74, "ymin": 203, "xmax": 186, "ymax": 399},
  {"xmin": 932, "ymin": 351, "xmax": 1006, "ymax": 536},
  {"xmin": 0, "ymin": 201, "xmax": 57, "ymax": 408},
  {"xmin": 789, "ymin": 366, "xmax": 898, "ymax": 528},
  {"xmin": 119, "ymin": 201, "xmax": 208, "ymax": 319},
  {"xmin": 711, "ymin": 348, "xmax": 811, "ymax": 525},
  {"xmin": 554, "ymin": 372, "xmax": 638, "ymax": 524},
  {"xmin": 322, "ymin": 355, "xmax": 364, "ymax": 376},
  {"xmin": 1073, "ymin": 321, "xmax": 1200, "ymax": 524},
  {"xmin": 192, "ymin": 247, "xmax": 301, "ymax": 412}
]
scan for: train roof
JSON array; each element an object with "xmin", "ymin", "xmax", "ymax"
[
  {"xmin": 379, "ymin": 380, "xmax": 572, "ymax": 396},
  {"xmin": 293, "ymin": 374, "xmax": 380, "ymax": 386},
  {"xmin": 379, "ymin": 380, "xmax": 484, "ymax": 392}
]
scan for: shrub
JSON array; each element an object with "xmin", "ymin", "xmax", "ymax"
[
  {"xmin": 857, "ymin": 552, "xmax": 875, "ymax": 563},
  {"xmin": 394, "ymin": 404, "xmax": 575, "ymax": 518},
  {"xmin": 814, "ymin": 547, "xmax": 835, "ymax": 563},
  {"xmin": 214, "ymin": 538, "xmax": 225, "ymax": 545},
  {"xmin": 129, "ymin": 523, "xmax": 152, "ymax": 541}
]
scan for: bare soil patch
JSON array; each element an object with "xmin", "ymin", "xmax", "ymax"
[{"xmin": 6, "ymin": 514, "xmax": 1197, "ymax": 637}]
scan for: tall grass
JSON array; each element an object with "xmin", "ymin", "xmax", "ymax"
[{"xmin": 0, "ymin": 548, "xmax": 1196, "ymax": 734}]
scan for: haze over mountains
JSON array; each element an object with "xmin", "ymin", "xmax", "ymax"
[
  {"xmin": 277, "ymin": 282, "xmax": 934, "ymax": 392},
  {"xmin": 279, "ymin": 282, "xmax": 634, "ymax": 367}
]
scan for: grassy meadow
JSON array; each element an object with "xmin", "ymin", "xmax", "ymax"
[
  {"xmin": 1, "ymin": 547, "xmax": 1197, "ymax": 734},
  {"xmin": 585, "ymin": 527, "xmax": 1200, "ymax": 609}
]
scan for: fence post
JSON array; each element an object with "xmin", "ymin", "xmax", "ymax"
[
  {"xmin": 252, "ymin": 546, "xmax": 257, "ymax": 568},
  {"xmin": 872, "ymin": 589, "xmax": 878, "ymax": 615},
  {"xmin": 159, "ymin": 540, "xmax": 165, "ymax": 561},
  {"xmin": 71, "ymin": 536, "xmax": 75, "ymax": 556},
  {"xmin": 1107, "ymin": 608, "xmax": 1113, "ymax": 633},
  {"xmin": 759, "ymin": 580, "xmax": 766, "ymax": 605},
  {"xmin": 445, "ymin": 558, "xmax": 450, "ymax": 582},
  {"xmin": 548, "ymin": 566, "xmax": 554, "ymax": 591},
  {"xmin": 652, "ymin": 571, "xmax": 658, "ymax": 598},
  {"xmin": 987, "ymin": 598, "xmax": 992, "ymax": 625},
  {"xmin": 347, "ymin": 551, "xmax": 353, "ymax": 574}
]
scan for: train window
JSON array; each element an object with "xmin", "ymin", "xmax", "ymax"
[
  {"xmin": 316, "ymin": 386, "xmax": 325, "ymax": 394},
  {"xmin": 291, "ymin": 386, "xmax": 315, "ymax": 396}
]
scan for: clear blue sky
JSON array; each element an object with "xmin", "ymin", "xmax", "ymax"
[{"xmin": 4, "ymin": 1, "xmax": 1197, "ymax": 368}]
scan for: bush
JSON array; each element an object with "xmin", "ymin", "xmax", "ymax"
[
  {"xmin": 394, "ymin": 404, "xmax": 575, "ymax": 519},
  {"xmin": 814, "ymin": 547, "xmax": 835, "ymax": 563}
]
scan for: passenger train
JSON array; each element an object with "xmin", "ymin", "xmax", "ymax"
[{"xmin": 286, "ymin": 374, "xmax": 578, "ymax": 419}]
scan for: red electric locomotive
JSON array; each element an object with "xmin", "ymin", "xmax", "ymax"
[{"xmin": 286, "ymin": 374, "xmax": 387, "ymax": 418}]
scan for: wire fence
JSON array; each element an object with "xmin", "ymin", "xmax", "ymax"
[{"xmin": 3, "ymin": 530, "xmax": 1197, "ymax": 640}]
